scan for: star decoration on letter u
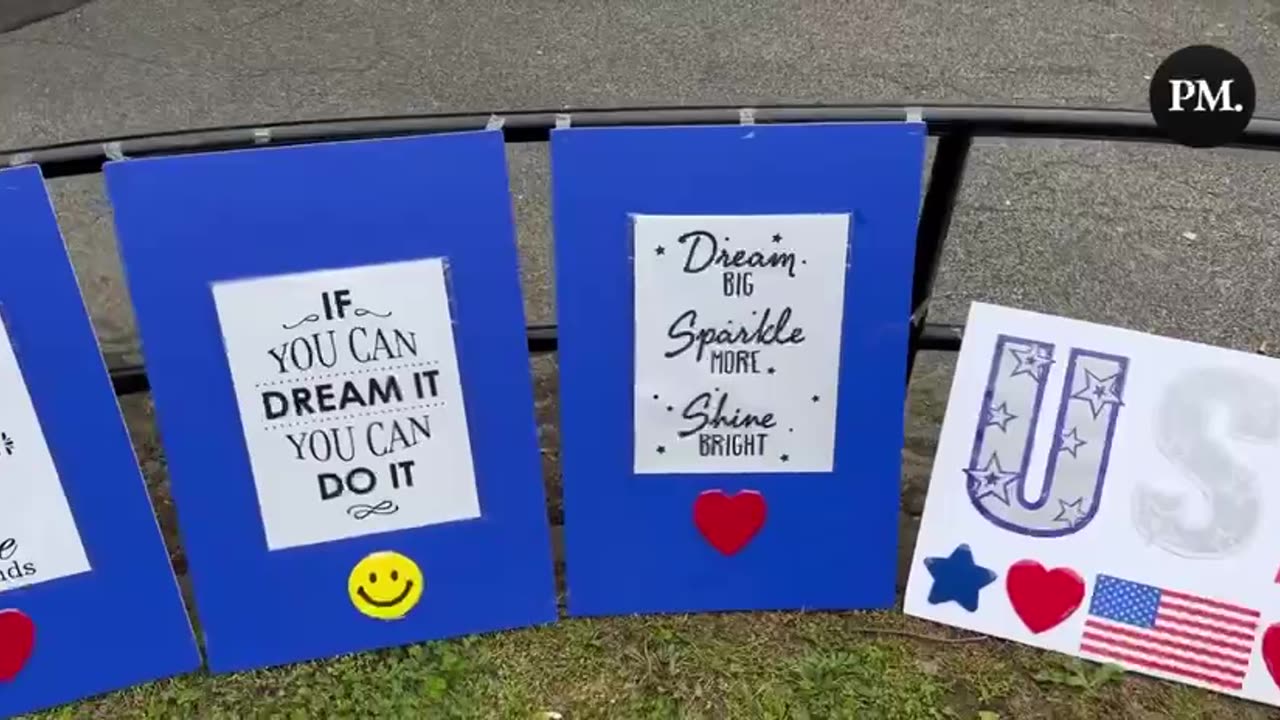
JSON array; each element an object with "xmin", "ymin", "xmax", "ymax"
[
  {"xmin": 983, "ymin": 401, "xmax": 1018, "ymax": 432},
  {"xmin": 963, "ymin": 453, "xmax": 1021, "ymax": 506},
  {"xmin": 1009, "ymin": 344, "xmax": 1053, "ymax": 382},
  {"xmin": 1058, "ymin": 426, "xmax": 1087, "ymax": 457},
  {"xmin": 1053, "ymin": 497, "xmax": 1087, "ymax": 527},
  {"xmin": 1070, "ymin": 369, "xmax": 1124, "ymax": 419}
]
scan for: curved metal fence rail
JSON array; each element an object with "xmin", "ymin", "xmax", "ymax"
[{"xmin": 5, "ymin": 104, "xmax": 1280, "ymax": 396}]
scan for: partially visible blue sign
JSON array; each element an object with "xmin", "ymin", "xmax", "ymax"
[{"xmin": 0, "ymin": 165, "xmax": 199, "ymax": 717}]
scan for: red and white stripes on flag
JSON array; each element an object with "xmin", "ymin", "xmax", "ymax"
[{"xmin": 1079, "ymin": 574, "xmax": 1259, "ymax": 691}]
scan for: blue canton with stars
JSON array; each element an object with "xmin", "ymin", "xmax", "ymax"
[
  {"xmin": 1088, "ymin": 574, "xmax": 1160, "ymax": 627},
  {"xmin": 923, "ymin": 544, "xmax": 997, "ymax": 612}
]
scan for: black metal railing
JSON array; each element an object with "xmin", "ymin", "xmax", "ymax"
[{"xmin": 6, "ymin": 104, "xmax": 1279, "ymax": 396}]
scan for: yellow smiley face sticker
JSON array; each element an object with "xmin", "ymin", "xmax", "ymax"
[{"xmin": 348, "ymin": 551, "xmax": 424, "ymax": 620}]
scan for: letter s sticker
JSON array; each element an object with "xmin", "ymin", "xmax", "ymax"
[
  {"xmin": 1132, "ymin": 367, "xmax": 1278, "ymax": 558},
  {"xmin": 964, "ymin": 335, "xmax": 1128, "ymax": 537}
]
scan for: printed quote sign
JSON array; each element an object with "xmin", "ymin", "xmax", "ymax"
[
  {"xmin": 0, "ymin": 312, "xmax": 90, "ymax": 592},
  {"xmin": 632, "ymin": 214, "xmax": 849, "ymax": 474},
  {"xmin": 905, "ymin": 302, "xmax": 1280, "ymax": 707},
  {"xmin": 213, "ymin": 258, "xmax": 481, "ymax": 551}
]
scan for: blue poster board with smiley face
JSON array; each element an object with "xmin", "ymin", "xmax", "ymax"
[
  {"xmin": 552, "ymin": 122, "xmax": 926, "ymax": 616},
  {"xmin": 0, "ymin": 165, "xmax": 199, "ymax": 717},
  {"xmin": 104, "ymin": 130, "xmax": 557, "ymax": 672}
]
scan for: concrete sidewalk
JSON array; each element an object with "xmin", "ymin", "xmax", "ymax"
[{"xmin": 2, "ymin": 0, "xmax": 1278, "ymax": 392}]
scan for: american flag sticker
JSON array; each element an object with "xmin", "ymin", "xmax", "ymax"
[{"xmin": 1079, "ymin": 574, "xmax": 1260, "ymax": 691}]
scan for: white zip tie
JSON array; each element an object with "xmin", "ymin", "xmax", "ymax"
[
  {"xmin": 554, "ymin": 113, "xmax": 572, "ymax": 129},
  {"xmin": 738, "ymin": 108, "xmax": 756, "ymax": 125},
  {"xmin": 252, "ymin": 128, "xmax": 272, "ymax": 144}
]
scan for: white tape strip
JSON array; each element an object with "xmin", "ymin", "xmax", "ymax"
[
  {"xmin": 252, "ymin": 127, "xmax": 272, "ymax": 144},
  {"xmin": 554, "ymin": 113, "xmax": 572, "ymax": 129},
  {"xmin": 7, "ymin": 153, "xmax": 33, "ymax": 167},
  {"xmin": 485, "ymin": 114, "xmax": 505, "ymax": 131},
  {"xmin": 906, "ymin": 106, "xmax": 924, "ymax": 123},
  {"xmin": 738, "ymin": 108, "xmax": 756, "ymax": 125},
  {"xmin": 103, "ymin": 142, "xmax": 125, "ymax": 161}
]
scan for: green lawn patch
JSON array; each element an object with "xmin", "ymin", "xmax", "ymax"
[{"xmin": 30, "ymin": 610, "xmax": 1270, "ymax": 719}]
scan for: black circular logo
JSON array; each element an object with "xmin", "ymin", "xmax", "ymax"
[{"xmin": 1149, "ymin": 45, "xmax": 1255, "ymax": 148}]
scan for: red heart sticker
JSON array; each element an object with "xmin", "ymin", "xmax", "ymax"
[
  {"xmin": 1261, "ymin": 623, "xmax": 1280, "ymax": 689},
  {"xmin": 0, "ymin": 609, "xmax": 34, "ymax": 681},
  {"xmin": 1006, "ymin": 560, "xmax": 1085, "ymax": 634},
  {"xmin": 693, "ymin": 490, "xmax": 766, "ymax": 556}
]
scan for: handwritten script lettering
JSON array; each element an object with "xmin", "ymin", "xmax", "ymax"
[
  {"xmin": 665, "ymin": 307, "xmax": 806, "ymax": 361},
  {"xmin": 679, "ymin": 230, "xmax": 798, "ymax": 278},
  {"xmin": 634, "ymin": 214, "xmax": 848, "ymax": 473}
]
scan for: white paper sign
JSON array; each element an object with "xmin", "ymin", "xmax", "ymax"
[
  {"xmin": 632, "ymin": 214, "xmax": 849, "ymax": 474},
  {"xmin": 0, "ymin": 313, "xmax": 90, "ymax": 593},
  {"xmin": 905, "ymin": 302, "xmax": 1280, "ymax": 706},
  {"xmin": 213, "ymin": 258, "xmax": 482, "ymax": 551}
]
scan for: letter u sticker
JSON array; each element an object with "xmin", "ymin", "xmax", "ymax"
[{"xmin": 963, "ymin": 335, "xmax": 1129, "ymax": 537}]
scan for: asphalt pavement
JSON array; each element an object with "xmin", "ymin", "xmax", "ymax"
[{"xmin": 1, "ymin": 0, "xmax": 1279, "ymax": 400}]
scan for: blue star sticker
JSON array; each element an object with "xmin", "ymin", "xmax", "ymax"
[
  {"xmin": 1058, "ymin": 426, "xmax": 1087, "ymax": 457},
  {"xmin": 983, "ymin": 401, "xmax": 1018, "ymax": 432},
  {"xmin": 963, "ymin": 453, "xmax": 1021, "ymax": 506},
  {"xmin": 1009, "ymin": 344, "xmax": 1053, "ymax": 381},
  {"xmin": 923, "ymin": 544, "xmax": 997, "ymax": 612},
  {"xmin": 1070, "ymin": 369, "xmax": 1124, "ymax": 419}
]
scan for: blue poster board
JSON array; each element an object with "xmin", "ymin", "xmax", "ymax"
[
  {"xmin": 0, "ymin": 166, "xmax": 199, "ymax": 717},
  {"xmin": 552, "ymin": 123, "xmax": 926, "ymax": 616},
  {"xmin": 104, "ymin": 130, "xmax": 557, "ymax": 672}
]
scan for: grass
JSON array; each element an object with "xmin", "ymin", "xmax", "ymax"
[
  {"xmin": 21, "ymin": 358, "xmax": 1271, "ymax": 718},
  {"xmin": 29, "ymin": 610, "xmax": 1269, "ymax": 719}
]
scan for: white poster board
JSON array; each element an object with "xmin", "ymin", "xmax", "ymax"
[
  {"xmin": 905, "ymin": 302, "xmax": 1280, "ymax": 705},
  {"xmin": 213, "ymin": 258, "xmax": 481, "ymax": 551},
  {"xmin": 0, "ymin": 313, "xmax": 90, "ymax": 592},
  {"xmin": 632, "ymin": 213, "xmax": 849, "ymax": 474}
]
